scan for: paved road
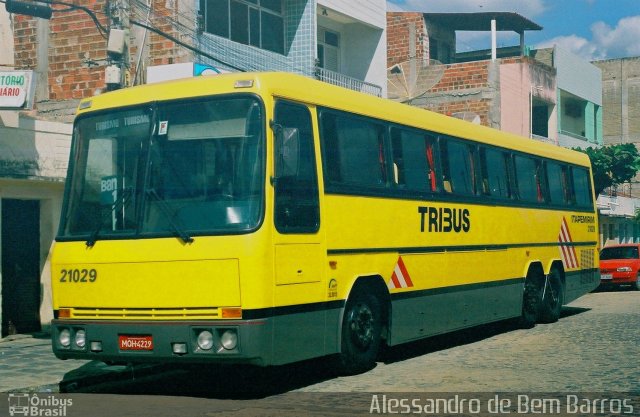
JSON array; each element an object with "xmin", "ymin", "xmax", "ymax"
[
  {"xmin": 300, "ymin": 289, "xmax": 639, "ymax": 393},
  {"xmin": 1, "ymin": 290, "xmax": 638, "ymax": 416}
]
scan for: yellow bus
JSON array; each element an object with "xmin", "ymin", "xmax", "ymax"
[{"xmin": 51, "ymin": 72, "xmax": 599, "ymax": 374}]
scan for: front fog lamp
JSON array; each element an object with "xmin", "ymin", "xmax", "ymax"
[
  {"xmin": 197, "ymin": 330, "xmax": 214, "ymax": 350},
  {"xmin": 59, "ymin": 329, "xmax": 71, "ymax": 347},
  {"xmin": 220, "ymin": 330, "xmax": 237, "ymax": 350},
  {"xmin": 74, "ymin": 329, "xmax": 86, "ymax": 348}
]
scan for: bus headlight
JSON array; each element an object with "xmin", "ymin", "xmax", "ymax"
[
  {"xmin": 617, "ymin": 267, "xmax": 632, "ymax": 272},
  {"xmin": 197, "ymin": 330, "xmax": 214, "ymax": 350},
  {"xmin": 59, "ymin": 329, "xmax": 71, "ymax": 347},
  {"xmin": 220, "ymin": 330, "xmax": 237, "ymax": 350},
  {"xmin": 74, "ymin": 329, "xmax": 86, "ymax": 348}
]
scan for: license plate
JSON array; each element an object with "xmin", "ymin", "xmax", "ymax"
[
  {"xmin": 600, "ymin": 274, "xmax": 613, "ymax": 280},
  {"xmin": 119, "ymin": 335, "xmax": 153, "ymax": 351}
]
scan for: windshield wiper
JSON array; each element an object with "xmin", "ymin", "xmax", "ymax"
[
  {"xmin": 85, "ymin": 188, "xmax": 131, "ymax": 247},
  {"xmin": 145, "ymin": 188, "xmax": 194, "ymax": 244}
]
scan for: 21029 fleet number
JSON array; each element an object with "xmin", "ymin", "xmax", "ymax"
[{"xmin": 59, "ymin": 269, "xmax": 97, "ymax": 283}]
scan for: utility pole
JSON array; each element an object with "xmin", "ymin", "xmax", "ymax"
[{"xmin": 106, "ymin": 0, "xmax": 130, "ymax": 90}]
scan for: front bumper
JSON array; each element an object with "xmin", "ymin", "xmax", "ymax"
[{"xmin": 51, "ymin": 319, "xmax": 272, "ymax": 366}]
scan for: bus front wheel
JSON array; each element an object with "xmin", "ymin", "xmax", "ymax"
[{"xmin": 338, "ymin": 290, "xmax": 382, "ymax": 375}]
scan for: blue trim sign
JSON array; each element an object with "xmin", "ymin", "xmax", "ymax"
[
  {"xmin": 0, "ymin": 70, "xmax": 35, "ymax": 109},
  {"xmin": 194, "ymin": 63, "xmax": 222, "ymax": 76}
]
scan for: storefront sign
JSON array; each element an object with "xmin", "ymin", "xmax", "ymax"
[{"xmin": 0, "ymin": 70, "xmax": 35, "ymax": 109}]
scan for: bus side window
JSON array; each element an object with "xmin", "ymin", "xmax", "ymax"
[
  {"xmin": 534, "ymin": 159, "xmax": 545, "ymax": 203},
  {"xmin": 514, "ymin": 155, "xmax": 544, "ymax": 203},
  {"xmin": 571, "ymin": 167, "xmax": 593, "ymax": 207},
  {"xmin": 441, "ymin": 139, "xmax": 476, "ymax": 195},
  {"xmin": 390, "ymin": 127, "xmax": 437, "ymax": 192},
  {"xmin": 321, "ymin": 112, "xmax": 386, "ymax": 188},
  {"xmin": 546, "ymin": 161, "xmax": 569, "ymax": 205},
  {"xmin": 480, "ymin": 147, "xmax": 511, "ymax": 199},
  {"xmin": 273, "ymin": 101, "xmax": 320, "ymax": 233}
]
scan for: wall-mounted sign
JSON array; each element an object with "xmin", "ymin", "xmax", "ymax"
[{"xmin": 0, "ymin": 70, "xmax": 35, "ymax": 109}]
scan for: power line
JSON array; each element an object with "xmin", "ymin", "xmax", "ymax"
[
  {"xmin": 5, "ymin": 0, "xmax": 249, "ymax": 73},
  {"xmin": 130, "ymin": 17, "xmax": 245, "ymax": 72}
]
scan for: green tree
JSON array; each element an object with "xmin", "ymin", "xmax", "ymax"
[{"xmin": 574, "ymin": 144, "xmax": 640, "ymax": 196}]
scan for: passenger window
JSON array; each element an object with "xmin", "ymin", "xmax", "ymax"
[
  {"xmin": 571, "ymin": 167, "xmax": 592, "ymax": 207},
  {"xmin": 390, "ymin": 128, "xmax": 437, "ymax": 192},
  {"xmin": 480, "ymin": 147, "xmax": 511, "ymax": 199},
  {"xmin": 441, "ymin": 139, "xmax": 476, "ymax": 195},
  {"xmin": 273, "ymin": 101, "xmax": 320, "ymax": 233},
  {"xmin": 514, "ymin": 155, "xmax": 544, "ymax": 203},
  {"xmin": 546, "ymin": 162, "xmax": 569, "ymax": 205},
  {"xmin": 321, "ymin": 112, "xmax": 386, "ymax": 188}
]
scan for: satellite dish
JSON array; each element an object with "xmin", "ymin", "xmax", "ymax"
[{"xmin": 387, "ymin": 59, "xmax": 445, "ymax": 104}]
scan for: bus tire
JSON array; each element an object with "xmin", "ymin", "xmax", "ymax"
[
  {"xmin": 520, "ymin": 274, "xmax": 540, "ymax": 329},
  {"xmin": 337, "ymin": 290, "xmax": 382, "ymax": 375},
  {"xmin": 538, "ymin": 267, "xmax": 564, "ymax": 323}
]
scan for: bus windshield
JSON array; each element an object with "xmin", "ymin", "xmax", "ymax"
[{"xmin": 60, "ymin": 96, "xmax": 264, "ymax": 242}]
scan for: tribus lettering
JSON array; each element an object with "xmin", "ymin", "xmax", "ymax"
[{"xmin": 418, "ymin": 206, "xmax": 471, "ymax": 233}]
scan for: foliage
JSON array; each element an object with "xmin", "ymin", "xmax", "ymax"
[{"xmin": 573, "ymin": 144, "xmax": 640, "ymax": 196}]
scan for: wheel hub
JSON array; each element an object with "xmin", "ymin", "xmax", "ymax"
[{"xmin": 349, "ymin": 302, "xmax": 374, "ymax": 349}]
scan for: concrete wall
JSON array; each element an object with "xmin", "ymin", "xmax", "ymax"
[
  {"xmin": 319, "ymin": 0, "xmax": 385, "ymax": 29},
  {"xmin": 555, "ymin": 46, "xmax": 602, "ymax": 106},
  {"xmin": 594, "ymin": 57, "xmax": 640, "ymax": 145},
  {"xmin": 0, "ymin": 6, "xmax": 14, "ymax": 69},
  {"xmin": 499, "ymin": 60, "xmax": 557, "ymax": 141},
  {"xmin": 0, "ymin": 111, "xmax": 71, "ymax": 333}
]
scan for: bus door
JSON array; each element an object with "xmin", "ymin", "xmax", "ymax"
[{"xmin": 271, "ymin": 100, "xmax": 326, "ymax": 362}]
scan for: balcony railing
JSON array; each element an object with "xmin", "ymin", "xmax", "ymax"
[{"xmin": 315, "ymin": 67, "xmax": 382, "ymax": 97}]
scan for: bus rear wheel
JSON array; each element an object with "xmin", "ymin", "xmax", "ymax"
[
  {"xmin": 337, "ymin": 290, "xmax": 382, "ymax": 375},
  {"xmin": 538, "ymin": 268, "xmax": 564, "ymax": 323},
  {"xmin": 520, "ymin": 275, "xmax": 540, "ymax": 329}
]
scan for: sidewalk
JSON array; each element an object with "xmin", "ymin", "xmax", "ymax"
[{"xmin": 0, "ymin": 333, "xmax": 90, "ymax": 393}]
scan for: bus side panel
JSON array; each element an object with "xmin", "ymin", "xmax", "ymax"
[
  {"xmin": 271, "ymin": 308, "xmax": 327, "ymax": 365},
  {"xmin": 564, "ymin": 268, "xmax": 600, "ymax": 304},
  {"xmin": 388, "ymin": 279, "xmax": 523, "ymax": 345},
  {"xmin": 269, "ymin": 303, "xmax": 343, "ymax": 365},
  {"xmin": 561, "ymin": 220, "xmax": 600, "ymax": 303}
]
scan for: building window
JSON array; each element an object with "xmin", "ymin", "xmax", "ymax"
[
  {"xmin": 201, "ymin": 0, "xmax": 284, "ymax": 54},
  {"xmin": 317, "ymin": 27, "xmax": 340, "ymax": 72}
]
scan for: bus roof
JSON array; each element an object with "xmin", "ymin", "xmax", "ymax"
[{"xmin": 77, "ymin": 71, "xmax": 591, "ymax": 168}]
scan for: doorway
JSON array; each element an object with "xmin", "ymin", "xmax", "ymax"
[{"xmin": 1, "ymin": 199, "xmax": 41, "ymax": 336}]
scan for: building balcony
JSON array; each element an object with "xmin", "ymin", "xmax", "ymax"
[{"xmin": 315, "ymin": 67, "xmax": 382, "ymax": 97}]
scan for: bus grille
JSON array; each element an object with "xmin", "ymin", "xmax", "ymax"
[{"xmin": 66, "ymin": 307, "xmax": 220, "ymax": 319}]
